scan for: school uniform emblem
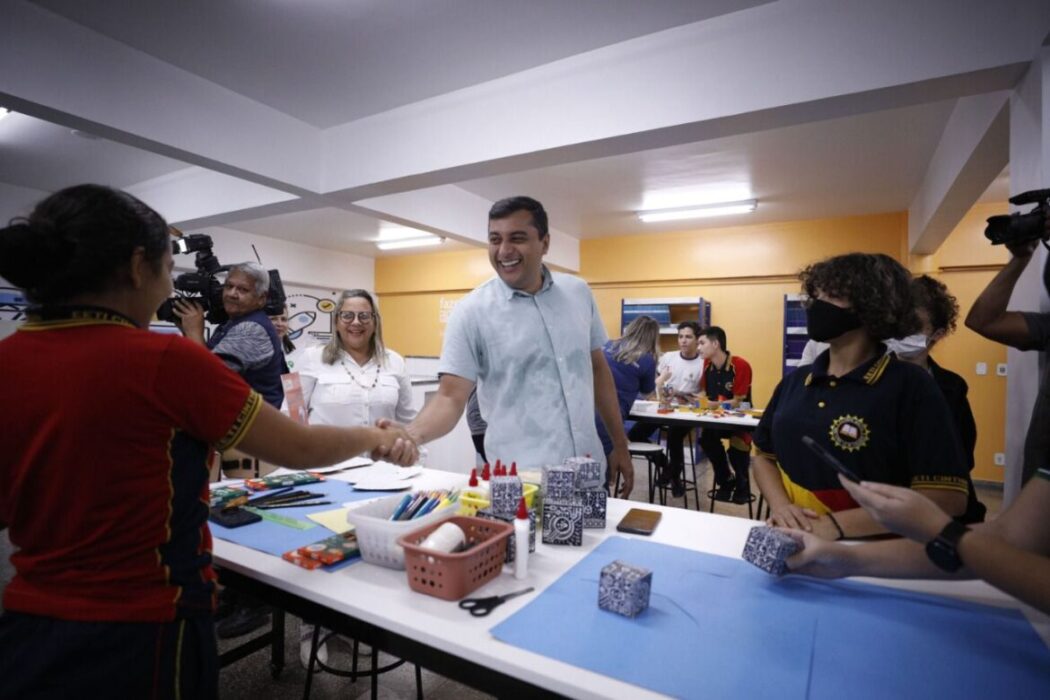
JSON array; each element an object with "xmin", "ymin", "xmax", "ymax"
[{"xmin": 828, "ymin": 415, "xmax": 869, "ymax": 452}]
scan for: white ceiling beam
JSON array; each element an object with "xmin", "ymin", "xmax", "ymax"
[
  {"xmin": 908, "ymin": 92, "xmax": 1010, "ymax": 255},
  {"xmin": 321, "ymin": 0, "xmax": 1050, "ymax": 201},
  {"xmin": 0, "ymin": 1, "xmax": 322, "ymax": 196},
  {"xmin": 125, "ymin": 167, "xmax": 307, "ymax": 230},
  {"xmin": 352, "ymin": 186, "xmax": 580, "ymax": 271}
]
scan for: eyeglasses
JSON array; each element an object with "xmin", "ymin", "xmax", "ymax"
[{"xmin": 337, "ymin": 311, "xmax": 376, "ymax": 323}]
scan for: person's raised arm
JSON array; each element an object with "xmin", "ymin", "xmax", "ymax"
[
  {"xmin": 405, "ymin": 373, "xmax": 474, "ymax": 445},
  {"xmin": 237, "ymin": 401, "xmax": 418, "ymax": 467},
  {"xmin": 964, "ymin": 239, "xmax": 1039, "ymax": 347},
  {"xmin": 592, "ymin": 348, "xmax": 634, "ymax": 497}
]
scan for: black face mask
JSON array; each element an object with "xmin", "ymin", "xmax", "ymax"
[{"xmin": 806, "ymin": 299, "xmax": 862, "ymax": 342}]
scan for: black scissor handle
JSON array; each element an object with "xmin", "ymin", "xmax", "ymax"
[{"xmin": 458, "ymin": 597, "xmax": 497, "ymax": 617}]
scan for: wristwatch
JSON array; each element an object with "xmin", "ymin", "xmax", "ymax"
[{"xmin": 925, "ymin": 520, "xmax": 970, "ymax": 572}]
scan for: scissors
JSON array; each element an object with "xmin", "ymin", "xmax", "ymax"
[{"xmin": 458, "ymin": 587, "xmax": 534, "ymax": 617}]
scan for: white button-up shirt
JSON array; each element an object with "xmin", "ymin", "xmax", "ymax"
[
  {"xmin": 293, "ymin": 345, "xmax": 417, "ymax": 428},
  {"xmin": 439, "ymin": 267, "xmax": 608, "ymax": 470}
]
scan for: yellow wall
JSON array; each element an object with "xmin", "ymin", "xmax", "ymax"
[{"xmin": 376, "ymin": 206, "xmax": 1011, "ymax": 482}]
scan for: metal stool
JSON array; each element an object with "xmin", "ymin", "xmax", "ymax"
[
  {"xmin": 303, "ymin": 629, "xmax": 423, "ymax": 700},
  {"xmin": 706, "ymin": 481, "xmax": 756, "ymax": 519},
  {"xmin": 628, "ymin": 442, "xmax": 667, "ymax": 504}
]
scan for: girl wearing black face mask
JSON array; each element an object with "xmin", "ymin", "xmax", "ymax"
[{"xmin": 751, "ymin": 253, "xmax": 971, "ymax": 542}]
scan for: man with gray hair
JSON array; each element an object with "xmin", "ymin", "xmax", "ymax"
[{"xmin": 174, "ymin": 262, "xmax": 284, "ymax": 408}]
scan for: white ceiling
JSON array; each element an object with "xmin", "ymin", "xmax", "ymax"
[
  {"xmin": 458, "ymin": 100, "xmax": 959, "ymax": 238},
  {"xmin": 3, "ymin": 0, "xmax": 1044, "ymax": 262},
  {"xmin": 32, "ymin": 0, "xmax": 768, "ymax": 127}
]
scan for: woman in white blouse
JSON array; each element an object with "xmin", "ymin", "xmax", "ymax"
[
  {"xmin": 294, "ymin": 289, "xmax": 416, "ymax": 428},
  {"xmin": 290, "ymin": 289, "xmax": 417, "ymax": 667}
]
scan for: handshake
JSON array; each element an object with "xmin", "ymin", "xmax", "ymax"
[{"xmin": 369, "ymin": 418, "xmax": 421, "ymax": 467}]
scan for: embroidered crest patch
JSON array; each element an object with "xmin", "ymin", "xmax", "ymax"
[{"xmin": 828, "ymin": 415, "xmax": 870, "ymax": 452}]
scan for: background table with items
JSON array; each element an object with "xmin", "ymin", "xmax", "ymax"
[{"xmin": 211, "ymin": 467, "xmax": 1050, "ymax": 699}]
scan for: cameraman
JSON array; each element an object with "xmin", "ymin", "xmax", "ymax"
[
  {"xmin": 173, "ymin": 262, "xmax": 284, "ymax": 409},
  {"xmin": 965, "ymin": 223, "xmax": 1050, "ymax": 485}
]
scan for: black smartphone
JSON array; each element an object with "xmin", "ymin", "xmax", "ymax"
[
  {"xmin": 616, "ymin": 508, "xmax": 662, "ymax": 535},
  {"xmin": 801, "ymin": 435, "xmax": 862, "ymax": 483},
  {"xmin": 209, "ymin": 506, "xmax": 262, "ymax": 529}
]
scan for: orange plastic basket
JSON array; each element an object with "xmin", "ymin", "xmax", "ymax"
[{"xmin": 397, "ymin": 516, "xmax": 513, "ymax": 601}]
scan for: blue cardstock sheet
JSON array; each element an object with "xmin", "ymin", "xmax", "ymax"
[
  {"xmin": 491, "ymin": 537, "xmax": 1050, "ymax": 699},
  {"xmin": 210, "ymin": 481, "xmax": 379, "ymax": 572}
]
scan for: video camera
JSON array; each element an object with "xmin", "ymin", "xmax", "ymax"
[
  {"xmin": 155, "ymin": 233, "xmax": 286, "ymax": 325},
  {"xmin": 985, "ymin": 188, "xmax": 1050, "ymax": 248}
]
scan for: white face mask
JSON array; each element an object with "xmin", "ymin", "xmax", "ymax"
[{"xmin": 886, "ymin": 334, "xmax": 928, "ymax": 359}]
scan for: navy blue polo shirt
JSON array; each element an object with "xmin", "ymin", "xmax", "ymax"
[
  {"xmin": 753, "ymin": 347, "xmax": 968, "ymax": 512},
  {"xmin": 595, "ymin": 340, "xmax": 657, "ymax": 455}
]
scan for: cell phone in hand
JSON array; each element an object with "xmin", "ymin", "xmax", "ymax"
[
  {"xmin": 801, "ymin": 435, "xmax": 862, "ymax": 483},
  {"xmin": 616, "ymin": 508, "xmax": 662, "ymax": 535}
]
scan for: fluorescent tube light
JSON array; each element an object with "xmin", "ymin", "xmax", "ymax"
[
  {"xmin": 377, "ymin": 226, "xmax": 433, "ymax": 242},
  {"xmin": 0, "ymin": 108, "xmax": 10, "ymax": 121},
  {"xmin": 637, "ymin": 199, "xmax": 757, "ymax": 223},
  {"xmin": 376, "ymin": 237, "xmax": 444, "ymax": 251}
]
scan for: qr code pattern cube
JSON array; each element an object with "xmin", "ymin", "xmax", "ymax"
[
  {"xmin": 541, "ymin": 497, "xmax": 583, "ymax": 546},
  {"xmin": 542, "ymin": 464, "xmax": 577, "ymax": 502},
  {"xmin": 564, "ymin": 456, "xmax": 604, "ymax": 491},
  {"xmin": 580, "ymin": 489, "xmax": 607, "ymax": 529},
  {"xmin": 489, "ymin": 475, "xmax": 523, "ymax": 518},
  {"xmin": 478, "ymin": 507, "xmax": 536, "ymax": 562},
  {"xmin": 598, "ymin": 560, "xmax": 652, "ymax": 618},
  {"xmin": 742, "ymin": 526, "xmax": 800, "ymax": 576}
]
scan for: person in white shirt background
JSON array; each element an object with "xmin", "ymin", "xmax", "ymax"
[
  {"xmin": 628, "ymin": 321, "xmax": 704, "ymax": 497},
  {"xmin": 282, "ymin": 288, "xmax": 417, "ymax": 666},
  {"xmin": 291, "ymin": 289, "xmax": 416, "ymax": 430}
]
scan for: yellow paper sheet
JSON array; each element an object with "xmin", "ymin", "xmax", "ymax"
[{"xmin": 307, "ymin": 507, "xmax": 353, "ymax": 534}]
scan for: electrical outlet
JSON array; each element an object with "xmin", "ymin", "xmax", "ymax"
[
  {"xmin": 993, "ymin": 453, "xmax": 1005, "ymax": 467},
  {"xmin": 975, "ymin": 362, "xmax": 987, "ymax": 376},
  {"xmin": 996, "ymin": 363, "xmax": 1008, "ymax": 377}
]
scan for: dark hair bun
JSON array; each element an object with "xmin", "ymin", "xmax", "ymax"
[{"xmin": 0, "ymin": 220, "xmax": 61, "ymax": 289}]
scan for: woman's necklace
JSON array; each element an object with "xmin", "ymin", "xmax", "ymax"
[{"xmin": 340, "ymin": 353, "xmax": 380, "ymax": 389}]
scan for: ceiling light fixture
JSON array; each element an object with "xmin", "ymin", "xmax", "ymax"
[
  {"xmin": 0, "ymin": 108, "xmax": 10, "ymax": 121},
  {"xmin": 377, "ymin": 225, "xmax": 434, "ymax": 242},
  {"xmin": 637, "ymin": 199, "xmax": 757, "ymax": 223},
  {"xmin": 376, "ymin": 237, "xmax": 444, "ymax": 251}
]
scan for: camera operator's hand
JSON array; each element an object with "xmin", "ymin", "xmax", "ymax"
[
  {"xmin": 171, "ymin": 299, "xmax": 206, "ymax": 345},
  {"xmin": 372, "ymin": 418, "xmax": 419, "ymax": 466},
  {"xmin": 1005, "ymin": 237, "xmax": 1039, "ymax": 260}
]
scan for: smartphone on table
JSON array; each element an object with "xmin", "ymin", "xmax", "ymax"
[
  {"xmin": 616, "ymin": 508, "xmax": 662, "ymax": 535},
  {"xmin": 801, "ymin": 435, "xmax": 862, "ymax": 483}
]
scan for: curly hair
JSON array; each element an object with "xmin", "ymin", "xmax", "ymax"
[
  {"xmin": 911, "ymin": 275, "xmax": 958, "ymax": 335},
  {"xmin": 799, "ymin": 253, "xmax": 918, "ymax": 341}
]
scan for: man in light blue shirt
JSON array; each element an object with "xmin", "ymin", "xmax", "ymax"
[{"xmin": 403, "ymin": 196, "xmax": 634, "ymax": 494}]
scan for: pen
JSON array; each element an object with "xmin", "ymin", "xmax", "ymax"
[
  {"xmin": 253, "ymin": 501, "xmax": 333, "ymax": 509},
  {"xmin": 399, "ymin": 493, "xmax": 427, "ymax": 521},
  {"xmin": 389, "ymin": 493, "xmax": 414, "ymax": 521},
  {"xmin": 414, "ymin": 497, "xmax": 438, "ymax": 519},
  {"xmin": 251, "ymin": 492, "xmax": 317, "ymax": 506},
  {"xmin": 247, "ymin": 486, "xmax": 296, "ymax": 503}
]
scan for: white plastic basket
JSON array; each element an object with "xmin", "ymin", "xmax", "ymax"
[{"xmin": 345, "ymin": 494, "xmax": 457, "ymax": 570}]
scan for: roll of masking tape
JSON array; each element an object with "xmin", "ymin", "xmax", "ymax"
[{"xmin": 419, "ymin": 522, "xmax": 466, "ymax": 553}]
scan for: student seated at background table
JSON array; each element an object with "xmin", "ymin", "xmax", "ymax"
[
  {"xmin": 783, "ymin": 468, "xmax": 1050, "ymax": 616},
  {"xmin": 752, "ymin": 252, "xmax": 969, "ymax": 540},
  {"xmin": 0, "ymin": 185, "xmax": 417, "ymax": 700},
  {"xmin": 886, "ymin": 275, "xmax": 985, "ymax": 523},
  {"xmin": 595, "ymin": 315, "xmax": 661, "ymax": 480},
  {"xmin": 635, "ymin": 321, "xmax": 704, "ymax": 497},
  {"xmin": 696, "ymin": 326, "xmax": 754, "ymax": 504}
]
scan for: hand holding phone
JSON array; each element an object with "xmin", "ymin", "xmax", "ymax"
[
  {"xmin": 616, "ymin": 508, "xmax": 661, "ymax": 535},
  {"xmin": 801, "ymin": 436, "xmax": 862, "ymax": 483}
]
